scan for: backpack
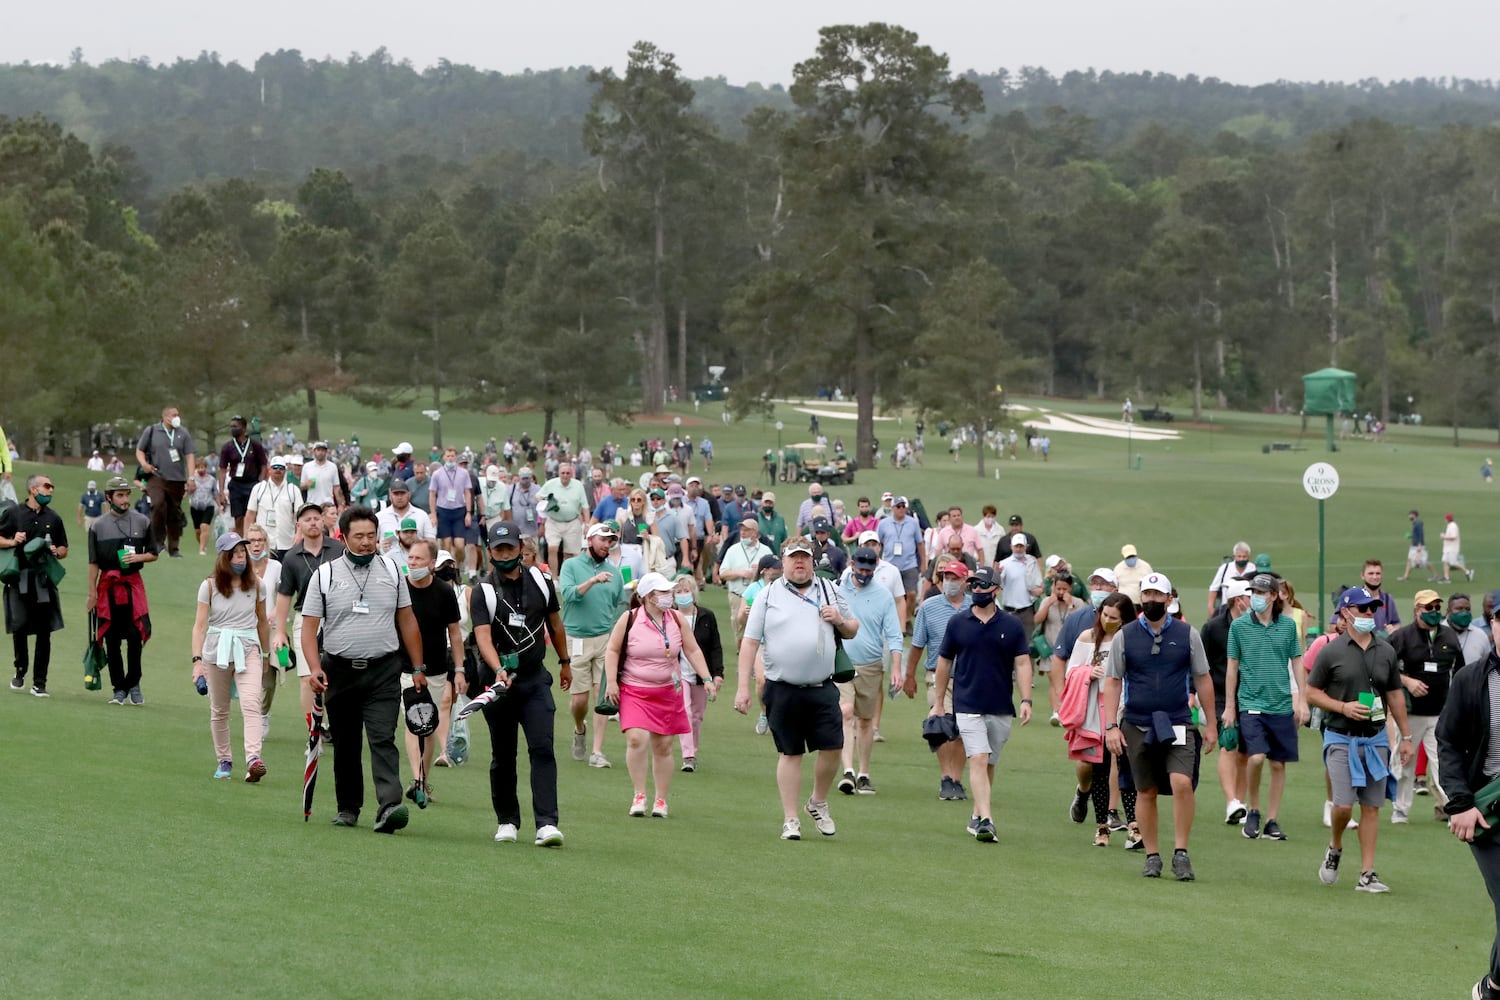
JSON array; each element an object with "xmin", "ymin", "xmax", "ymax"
[{"xmin": 465, "ymin": 567, "xmax": 556, "ymax": 697}]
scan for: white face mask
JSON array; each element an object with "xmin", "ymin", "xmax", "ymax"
[
  {"xmin": 407, "ymin": 566, "xmax": 431, "ymax": 583},
  {"xmin": 653, "ymin": 594, "xmax": 675, "ymax": 611},
  {"xmin": 169, "ymin": 416, "xmax": 182, "ymax": 429}
]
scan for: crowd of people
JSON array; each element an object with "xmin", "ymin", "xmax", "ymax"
[{"xmin": 5, "ymin": 405, "xmax": 1500, "ymax": 998}]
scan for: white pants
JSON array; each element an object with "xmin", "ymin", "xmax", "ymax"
[{"xmin": 1392, "ymin": 714, "xmax": 1446, "ymax": 815}]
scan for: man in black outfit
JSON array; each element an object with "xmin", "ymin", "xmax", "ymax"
[
  {"xmin": 471, "ymin": 520, "xmax": 573, "ymax": 847},
  {"xmin": 217, "ymin": 415, "xmax": 270, "ymax": 536},
  {"xmin": 1, "ymin": 474, "xmax": 68, "ymax": 696},
  {"xmin": 87, "ymin": 476, "xmax": 158, "ymax": 704}
]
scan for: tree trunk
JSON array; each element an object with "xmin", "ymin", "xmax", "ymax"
[
  {"xmin": 853, "ymin": 314, "xmax": 875, "ymax": 467},
  {"xmin": 543, "ymin": 407, "xmax": 555, "ymax": 443},
  {"xmin": 1326, "ymin": 226, "xmax": 1340, "ymax": 365},
  {"xmin": 301, "ymin": 297, "xmax": 321, "ymax": 440},
  {"xmin": 432, "ymin": 316, "xmax": 444, "ymax": 448},
  {"xmin": 577, "ymin": 314, "xmax": 589, "ymax": 447},
  {"xmin": 641, "ymin": 189, "xmax": 667, "ymax": 415},
  {"xmin": 975, "ymin": 419, "xmax": 986, "ymax": 479},
  {"xmin": 1191, "ymin": 339, "xmax": 1204, "ymax": 421},
  {"xmin": 677, "ymin": 302, "xmax": 688, "ymax": 401}
]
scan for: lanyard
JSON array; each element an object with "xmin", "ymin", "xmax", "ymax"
[
  {"xmin": 344, "ymin": 555, "xmax": 374, "ymax": 605},
  {"xmin": 231, "ymin": 437, "xmax": 250, "ymax": 461},
  {"xmin": 641, "ymin": 609, "xmax": 672, "ymax": 650}
]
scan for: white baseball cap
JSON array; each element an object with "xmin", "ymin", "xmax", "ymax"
[
  {"xmin": 636, "ymin": 571, "xmax": 674, "ymax": 596},
  {"xmin": 857, "ymin": 530, "xmax": 880, "ymax": 546},
  {"xmin": 1141, "ymin": 572, "xmax": 1173, "ymax": 596},
  {"xmin": 1010, "ymin": 533, "xmax": 1028, "ymax": 548},
  {"xmin": 1221, "ymin": 578, "xmax": 1251, "ymax": 601},
  {"xmin": 1088, "ymin": 567, "xmax": 1118, "ymax": 586}
]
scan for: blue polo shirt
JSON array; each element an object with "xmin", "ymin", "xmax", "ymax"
[
  {"xmin": 839, "ymin": 577, "xmax": 903, "ymax": 665},
  {"xmin": 876, "ymin": 515, "xmax": 922, "ymax": 571},
  {"xmin": 912, "ymin": 592, "xmax": 971, "ymax": 670},
  {"xmin": 80, "ymin": 491, "xmax": 106, "ymax": 517},
  {"xmin": 1052, "ymin": 602, "xmax": 1099, "ymax": 662},
  {"xmin": 938, "ymin": 607, "xmax": 1028, "ymax": 716}
]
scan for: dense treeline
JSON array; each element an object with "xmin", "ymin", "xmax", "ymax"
[{"xmin": 3, "ymin": 25, "xmax": 1500, "ymax": 469}]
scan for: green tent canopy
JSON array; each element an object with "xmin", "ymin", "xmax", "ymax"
[{"xmin": 1303, "ymin": 368, "xmax": 1356, "ymax": 416}]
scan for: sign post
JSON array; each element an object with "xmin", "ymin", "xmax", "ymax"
[{"xmin": 1302, "ymin": 462, "xmax": 1341, "ymax": 627}]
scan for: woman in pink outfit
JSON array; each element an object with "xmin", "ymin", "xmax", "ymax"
[
  {"xmin": 671, "ymin": 575, "xmax": 724, "ymax": 773},
  {"xmin": 601, "ymin": 572, "xmax": 713, "ymax": 817}
]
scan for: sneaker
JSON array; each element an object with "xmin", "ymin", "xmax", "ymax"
[
  {"xmin": 1226, "ymin": 799, "xmax": 1248, "ymax": 825},
  {"xmin": 1319, "ymin": 846, "xmax": 1342, "ymax": 885},
  {"xmin": 535, "ymin": 824, "xmax": 564, "ymax": 847},
  {"xmin": 1414, "ymin": 775, "xmax": 1430, "ymax": 796},
  {"xmin": 838, "ymin": 770, "xmax": 856, "ymax": 795},
  {"xmin": 1142, "ymin": 854, "xmax": 1163, "ymax": 878},
  {"xmin": 953, "ymin": 780, "xmax": 968, "ymax": 801},
  {"xmin": 372, "ymin": 803, "xmax": 409, "ymax": 834},
  {"xmin": 1093, "ymin": 824, "xmax": 1111, "ymax": 847},
  {"xmin": 1069, "ymin": 786, "xmax": 1089, "ymax": 824},
  {"xmin": 572, "ymin": 729, "xmax": 587, "ymax": 761},
  {"xmin": 405, "ymin": 780, "xmax": 429, "ymax": 809},
  {"xmin": 629, "ymin": 793, "xmax": 647, "ymax": 817},
  {"xmin": 1243, "ymin": 809, "xmax": 1261, "ymax": 840},
  {"xmin": 804, "ymin": 797, "xmax": 836, "ymax": 836},
  {"xmin": 872, "ymin": 728, "xmax": 885, "ymax": 743},
  {"xmin": 9, "ymin": 672, "xmax": 24, "ymax": 691},
  {"xmin": 213, "ymin": 760, "xmax": 233, "ymax": 780},
  {"xmin": 651, "ymin": 798, "xmax": 669, "ymax": 818},
  {"xmin": 939, "ymin": 776, "xmax": 959, "ymax": 801},
  {"xmin": 967, "ymin": 815, "xmax": 981, "ymax": 837},
  {"xmin": 29, "ymin": 685, "xmax": 48, "ymax": 698},
  {"xmin": 855, "ymin": 774, "xmax": 877, "ymax": 795},
  {"xmin": 755, "ymin": 712, "xmax": 769, "ymax": 735},
  {"xmin": 1472, "ymin": 977, "xmax": 1500, "ymax": 1000},
  {"xmin": 1466, "ymin": 568, "xmax": 1476, "ymax": 582},
  {"xmin": 110, "ymin": 690, "xmax": 127, "ymax": 705},
  {"xmin": 331, "ymin": 811, "xmax": 359, "ymax": 827},
  {"xmin": 588, "ymin": 752, "xmax": 611, "ymax": 769},
  {"xmin": 1107, "ymin": 809, "xmax": 1127, "ymax": 832},
  {"xmin": 1049, "ymin": 711, "xmax": 1061, "ymax": 727},
  {"xmin": 781, "ymin": 818, "xmax": 802, "ymax": 841},
  {"xmin": 245, "ymin": 757, "xmax": 266, "ymax": 784},
  {"xmin": 1391, "ymin": 810, "xmax": 1409, "ymax": 824},
  {"xmin": 1124, "ymin": 824, "xmax": 1144, "ymax": 851},
  {"xmin": 494, "ymin": 823, "xmax": 518, "ymax": 843},
  {"xmin": 128, "ymin": 686, "xmax": 144, "ymax": 705},
  {"xmin": 1171, "ymin": 850, "xmax": 1196, "ymax": 881},
  {"xmin": 681, "ymin": 757, "xmax": 696, "ymax": 773},
  {"xmin": 974, "ymin": 817, "xmax": 997, "ymax": 842},
  {"xmin": 1356, "ymin": 870, "xmax": 1390, "ymax": 893}
]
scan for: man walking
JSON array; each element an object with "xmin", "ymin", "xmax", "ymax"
[
  {"xmin": 929, "ymin": 566, "xmax": 1034, "ymax": 843},
  {"xmin": 244, "ymin": 457, "xmax": 303, "ymax": 560},
  {"xmin": 301, "ymin": 505, "xmax": 427, "ymax": 834},
  {"xmin": 471, "ymin": 520, "xmax": 571, "ymax": 847},
  {"xmin": 87, "ymin": 476, "xmax": 158, "ymax": 704},
  {"xmin": 1223, "ymin": 573, "xmax": 1307, "ymax": 841},
  {"xmin": 876, "ymin": 497, "xmax": 923, "ymax": 633},
  {"xmin": 996, "ymin": 534, "xmax": 1043, "ymax": 637},
  {"xmin": 904, "ymin": 561, "xmax": 974, "ymax": 800},
  {"xmin": 400, "ymin": 539, "xmax": 463, "ymax": 805},
  {"xmin": 1440, "ymin": 513, "xmax": 1476, "ymax": 584},
  {"xmin": 1102, "ymin": 573, "xmax": 1217, "ymax": 880},
  {"xmin": 836, "ymin": 547, "xmax": 903, "ymax": 795},
  {"xmin": 273, "ymin": 502, "xmax": 345, "ymax": 721},
  {"xmin": 538, "ymin": 461, "xmax": 589, "ymax": 575},
  {"xmin": 1388, "ymin": 589, "xmax": 1463, "ymax": 823},
  {"xmin": 134, "ymin": 404, "xmax": 194, "ymax": 557},
  {"xmin": 217, "ymin": 415, "xmax": 269, "ymax": 536},
  {"xmin": 1207, "ymin": 542, "xmax": 1252, "ymax": 617},
  {"xmin": 559, "ymin": 522, "xmax": 624, "ymax": 769},
  {"xmin": 734, "ymin": 536, "xmax": 858, "ymax": 841},
  {"xmin": 430, "ymin": 447, "xmax": 474, "ymax": 567},
  {"xmin": 1399, "ymin": 510, "xmax": 1426, "ymax": 582},
  {"xmin": 78, "ymin": 480, "xmax": 105, "ymax": 539},
  {"xmin": 715, "ymin": 517, "xmax": 772, "ymax": 647},
  {"xmin": 300, "ymin": 441, "xmax": 345, "ymax": 512},
  {"xmin": 2, "ymin": 474, "xmax": 68, "ymax": 696},
  {"xmin": 1305, "ymin": 586, "xmax": 1415, "ymax": 892}
]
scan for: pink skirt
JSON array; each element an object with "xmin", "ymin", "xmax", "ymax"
[{"xmin": 618, "ymin": 683, "xmax": 690, "ymax": 735}]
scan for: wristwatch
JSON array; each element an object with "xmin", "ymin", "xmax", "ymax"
[
  {"xmin": 1021, "ymin": 698, "xmax": 1033, "ymax": 705},
  {"xmin": 1105, "ymin": 722, "xmax": 1120, "ymax": 731},
  {"xmin": 412, "ymin": 664, "xmax": 426, "ymax": 675},
  {"xmin": 559, "ymin": 658, "xmax": 572, "ymax": 666},
  {"xmin": 191, "ymin": 655, "xmax": 203, "ymax": 663}
]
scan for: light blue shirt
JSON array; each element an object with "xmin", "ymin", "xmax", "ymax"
[
  {"xmin": 912, "ymin": 591, "xmax": 972, "ymax": 670},
  {"xmin": 839, "ymin": 576, "xmax": 903, "ymax": 666},
  {"xmin": 875, "ymin": 515, "xmax": 921, "ymax": 571}
]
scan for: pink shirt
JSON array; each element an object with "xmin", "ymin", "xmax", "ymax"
[
  {"xmin": 622, "ymin": 608, "xmax": 683, "ymax": 687},
  {"xmin": 842, "ymin": 515, "xmax": 879, "ymax": 541},
  {"xmin": 934, "ymin": 523, "xmax": 981, "ymax": 559}
]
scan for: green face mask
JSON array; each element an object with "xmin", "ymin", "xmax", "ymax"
[
  {"xmin": 35, "ymin": 493, "xmax": 52, "ymax": 506},
  {"xmin": 493, "ymin": 556, "xmax": 522, "ymax": 572},
  {"xmin": 1450, "ymin": 611, "xmax": 1474, "ymax": 630},
  {"xmin": 347, "ymin": 551, "xmax": 376, "ymax": 567},
  {"xmin": 1420, "ymin": 610, "xmax": 1444, "ymax": 627}
]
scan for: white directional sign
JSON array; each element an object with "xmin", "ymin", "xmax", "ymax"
[{"xmin": 1302, "ymin": 462, "xmax": 1340, "ymax": 500}]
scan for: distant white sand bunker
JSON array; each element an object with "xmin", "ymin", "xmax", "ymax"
[
  {"xmin": 792, "ymin": 406, "xmax": 896, "ymax": 423},
  {"xmin": 1013, "ymin": 405, "xmax": 1181, "ymax": 441}
]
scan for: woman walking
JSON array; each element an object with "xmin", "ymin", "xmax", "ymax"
[
  {"xmin": 244, "ymin": 524, "xmax": 283, "ymax": 738},
  {"xmin": 601, "ymin": 573, "xmax": 713, "ymax": 817},
  {"xmin": 671, "ymin": 575, "xmax": 723, "ymax": 772},
  {"xmin": 190, "ymin": 533, "xmax": 272, "ymax": 781},
  {"xmin": 1061, "ymin": 593, "xmax": 1141, "ymax": 848}
]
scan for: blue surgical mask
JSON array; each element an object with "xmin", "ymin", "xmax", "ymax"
[
  {"xmin": 1125, "ymin": 556, "xmax": 1138, "ymax": 568},
  {"xmin": 1352, "ymin": 616, "xmax": 1377, "ymax": 634},
  {"xmin": 1090, "ymin": 590, "xmax": 1109, "ymax": 608},
  {"xmin": 674, "ymin": 592, "xmax": 694, "ymax": 608},
  {"xmin": 1250, "ymin": 595, "xmax": 1269, "ymax": 613}
]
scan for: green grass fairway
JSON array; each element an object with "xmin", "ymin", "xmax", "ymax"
[{"xmin": 4, "ymin": 396, "xmax": 1495, "ymax": 998}]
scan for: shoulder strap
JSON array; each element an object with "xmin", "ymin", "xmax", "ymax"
[
  {"xmin": 478, "ymin": 583, "xmax": 497, "ymax": 623},
  {"xmin": 529, "ymin": 565, "xmax": 554, "ymax": 605}
]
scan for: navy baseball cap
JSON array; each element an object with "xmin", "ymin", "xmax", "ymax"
[
  {"xmin": 969, "ymin": 566, "xmax": 998, "ymax": 589},
  {"xmin": 852, "ymin": 548, "xmax": 879, "ymax": 568},
  {"xmin": 488, "ymin": 520, "xmax": 521, "ymax": 548},
  {"xmin": 756, "ymin": 554, "xmax": 782, "ymax": 572},
  {"xmin": 1336, "ymin": 586, "xmax": 1379, "ymax": 610},
  {"xmin": 811, "ymin": 516, "xmax": 832, "ymax": 534}
]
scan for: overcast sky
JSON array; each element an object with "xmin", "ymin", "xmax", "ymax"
[{"xmin": 6, "ymin": 1, "xmax": 1495, "ymax": 86}]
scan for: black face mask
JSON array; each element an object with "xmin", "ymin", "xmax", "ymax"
[
  {"xmin": 1141, "ymin": 601, "xmax": 1168, "ymax": 622},
  {"xmin": 970, "ymin": 590, "xmax": 996, "ymax": 608},
  {"xmin": 109, "ymin": 499, "xmax": 130, "ymax": 514}
]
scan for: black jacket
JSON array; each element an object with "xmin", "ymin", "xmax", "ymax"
[
  {"xmin": 1437, "ymin": 650, "xmax": 1500, "ymax": 815},
  {"xmin": 688, "ymin": 605, "xmax": 724, "ymax": 682},
  {"xmin": 1389, "ymin": 620, "xmax": 1464, "ymax": 716}
]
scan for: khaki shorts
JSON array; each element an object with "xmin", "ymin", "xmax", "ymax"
[
  {"xmin": 292, "ymin": 617, "xmax": 312, "ymax": 678},
  {"xmin": 400, "ymin": 670, "xmax": 448, "ymax": 698},
  {"xmin": 544, "ymin": 517, "xmax": 584, "ymax": 559},
  {"xmin": 569, "ymin": 632, "xmax": 611, "ymax": 694},
  {"xmin": 836, "ymin": 662, "xmax": 885, "ymax": 720},
  {"xmin": 925, "ymin": 670, "xmax": 938, "ymax": 709}
]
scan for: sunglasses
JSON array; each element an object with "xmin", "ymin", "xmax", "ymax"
[
  {"xmin": 1350, "ymin": 603, "xmax": 1380, "ymax": 614},
  {"xmin": 1420, "ymin": 602, "xmax": 1442, "ymax": 612},
  {"xmin": 37, "ymin": 483, "xmax": 55, "ymax": 491}
]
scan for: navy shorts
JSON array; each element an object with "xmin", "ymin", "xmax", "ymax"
[
  {"xmin": 1238, "ymin": 712, "xmax": 1299, "ymax": 763},
  {"xmin": 436, "ymin": 506, "xmax": 466, "ymax": 539}
]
